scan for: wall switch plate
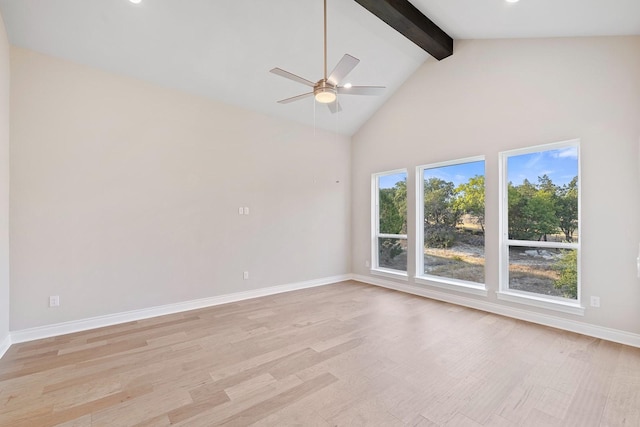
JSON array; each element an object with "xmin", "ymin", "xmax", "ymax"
[
  {"xmin": 243, "ymin": 207, "xmax": 249, "ymax": 215},
  {"xmin": 590, "ymin": 296, "xmax": 600, "ymax": 308},
  {"xmin": 365, "ymin": 260, "xmax": 370, "ymax": 268},
  {"xmin": 239, "ymin": 207, "xmax": 244, "ymax": 215},
  {"xmin": 243, "ymin": 271, "xmax": 249, "ymax": 280},
  {"xmin": 49, "ymin": 295, "xmax": 60, "ymax": 307}
]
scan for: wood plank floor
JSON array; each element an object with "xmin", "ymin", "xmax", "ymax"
[{"xmin": 1, "ymin": 281, "xmax": 639, "ymax": 426}]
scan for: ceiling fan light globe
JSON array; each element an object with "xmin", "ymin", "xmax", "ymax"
[{"xmin": 315, "ymin": 90, "xmax": 337, "ymax": 104}]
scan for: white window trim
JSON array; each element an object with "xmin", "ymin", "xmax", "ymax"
[
  {"xmin": 496, "ymin": 291, "xmax": 585, "ymax": 316},
  {"xmin": 372, "ymin": 267, "xmax": 409, "ymax": 281},
  {"xmin": 371, "ymin": 169, "xmax": 408, "ymax": 277},
  {"xmin": 414, "ymin": 276, "xmax": 488, "ymax": 296},
  {"xmin": 498, "ymin": 139, "xmax": 583, "ymax": 313},
  {"xmin": 415, "ymin": 156, "xmax": 487, "ymax": 294}
]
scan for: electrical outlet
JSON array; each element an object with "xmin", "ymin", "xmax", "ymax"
[
  {"xmin": 590, "ymin": 296, "xmax": 600, "ymax": 308},
  {"xmin": 49, "ymin": 295, "xmax": 60, "ymax": 307},
  {"xmin": 365, "ymin": 260, "xmax": 370, "ymax": 268},
  {"xmin": 243, "ymin": 271, "xmax": 249, "ymax": 280},
  {"xmin": 243, "ymin": 207, "xmax": 249, "ymax": 215}
]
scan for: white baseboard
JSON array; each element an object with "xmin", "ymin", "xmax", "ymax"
[
  {"xmin": 8, "ymin": 274, "xmax": 350, "ymax": 346},
  {"xmin": 7, "ymin": 272, "xmax": 638, "ymax": 356},
  {"xmin": 0, "ymin": 334, "xmax": 11, "ymax": 359},
  {"xmin": 352, "ymin": 274, "xmax": 640, "ymax": 349}
]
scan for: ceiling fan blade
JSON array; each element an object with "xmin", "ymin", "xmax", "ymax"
[
  {"xmin": 327, "ymin": 54, "xmax": 360, "ymax": 86},
  {"xmin": 337, "ymin": 85, "xmax": 386, "ymax": 96},
  {"xmin": 327, "ymin": 101, "xmax": 342, "ymax": 114},
  {"xmin": 270, "ymin": 68, "xmax": 316, "ymax": 88},
  {"xmin": 277, "ymin": 92, "xmax": 314, "ymax": 104}
]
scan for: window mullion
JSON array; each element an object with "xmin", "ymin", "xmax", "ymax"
[
  {"xmin": 507, "ymin": 240, "xmax": 578, "ymax": 250},
  {"xmin": 378, "ymin": 233, "xmax": 407, "ymax": 239}
]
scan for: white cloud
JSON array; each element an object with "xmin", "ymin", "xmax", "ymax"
[
  {"xmin": 525, "ymin": 153, "xmax": 543, "ymax": 169},
  {"xmin": 555, "ymin": 147, "xmax": 578, "ymax": 159}
]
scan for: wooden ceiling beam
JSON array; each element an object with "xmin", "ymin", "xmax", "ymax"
[{"xmin": 353, "ymin": 0, "xmax": 453, "ymax": 60}]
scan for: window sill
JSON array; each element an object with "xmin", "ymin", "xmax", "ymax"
[
  {"xmin": 496, "ymin": 291, "xmax": 585, "ymax": 316},
  {"xmin": 370, "ymin": 268, "xmax": 408, "ymax": 281},
  {"xmin": 415, "ymin": 276, "xmax": 487, "ymax": 297}
]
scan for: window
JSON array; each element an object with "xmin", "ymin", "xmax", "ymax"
[
  {"xmin": 372, "ymin": 170, "xmax": 408, "ymax": 276},
  {"xmin": 416, "ymin": 157, "xmax": 486, "ymax": 293},
  {"xmin": 499, "ymin": 140, "xmax": 581, "ymax": 313}
]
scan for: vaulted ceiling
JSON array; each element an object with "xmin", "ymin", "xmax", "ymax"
[{"xmin": 1, "ymin": 0, "xmax": 639, "ymax": 135}]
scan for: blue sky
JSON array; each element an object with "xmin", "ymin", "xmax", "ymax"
[
  {"xmin": 423, "ymin": 160, "xmax": 485, "ymax": 187},
  {"xmin": 379, "ymin": 161, "xmax": 485, "ymax": 189},
  {"xmin": 379, "ymin": 172, "xmax": 406, "ymax": 189},
  {"xmin": 379, "ymin": 147, "xmax": 578, "ymax": 189},
  {"xmin": 507, "ymin": 146, "xmax": 578, "ymax": 187}
]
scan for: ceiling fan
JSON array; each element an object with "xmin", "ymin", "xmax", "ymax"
[{"xmin": 270, "ymin": 0, "xmax": 385, "ymax": 113}]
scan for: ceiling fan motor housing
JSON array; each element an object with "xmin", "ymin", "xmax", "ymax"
[{"xmin": 314, "ymin": 80, "xmax": 337, "ymax": 103}]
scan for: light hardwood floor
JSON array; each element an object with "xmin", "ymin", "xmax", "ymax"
[{"xmin": 1, "ymin": 281, "xmax": 639, "ymax": 426}]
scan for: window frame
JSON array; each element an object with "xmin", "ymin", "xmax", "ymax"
[
  {"xmin": 498, "ymin": 139, "xmax": 583, "ymax": 315},
  {"xmin": 371, "ymin": 169, "xmax": 408, "ymax": 280},
  {"xmin": 415, "ymin": 156, "xmax": 487, "ymax": 296}
]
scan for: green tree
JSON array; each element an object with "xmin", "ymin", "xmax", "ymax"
[
  {"xmin": 554, "ymin": 250, "xmax": 577, "ymax": 299},
  {"xmin": 424, "ymin": 178, "xmax": 460, "ymax": 248},
  {"xmin": 424, "ymin": 178, "xmax": 459, "ymax": 227},
  {"xmin": 556, "ymin": 177, "xmax": 578, "ymax": 242},
  {"xmin": 508, "ymin": 178, "xmax": 559, "ymax": 241},
  {"xmin": 378, "ymin": 179, "xmax": 407, "ymax": 264},
  {"xmin": 508, "ymin": 181, "xmax": 535, "ymax": 240},
  {"xmin": 537, "ymin": 174, "xmax": 556, "ymax": 194},
  {"xmin": 379, "ymin": 187, "xmax": 403, "ymax": 234},
  {"xmin": 392, "ymin": 180, "xmax": 408, "ymax": 234},
  {"xmin": 453, "ymin": 175, "xmax": 485, "ymax": 233},
  {"xmin": 535, "ymin": 175, "xmax": 560, "ymax": 241},
  {"xmin": 526, "ymin": 190, "xmax": 558, "ymax": 241}
]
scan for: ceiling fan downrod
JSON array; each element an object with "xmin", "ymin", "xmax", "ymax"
[
  {"xmin": 323, "ymin": 0, "xmax": 328, "ymax": 81},
  {"xmin": 315, "ymin": 0, "xmax": 336, "ymax": 103}
]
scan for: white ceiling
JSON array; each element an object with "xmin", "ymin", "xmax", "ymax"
[{"xmin": 1, "ymin": 0, "xmax": 639, "ymax": 135}]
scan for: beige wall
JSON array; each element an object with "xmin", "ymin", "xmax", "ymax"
[
  {"xmin": 10, "ymin": 48, "xmax": 351, "ymax": 330},
  {"xmin": 352, "ymin": 37, "xmax": 640, "ymax": 333},
  {"xmin": 7, "ymin": 36, "xmax": 640, "ymax": 339},
  {"xmin": 0, "ymin": 14, "xmax": 9, "ymax": 343}
]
